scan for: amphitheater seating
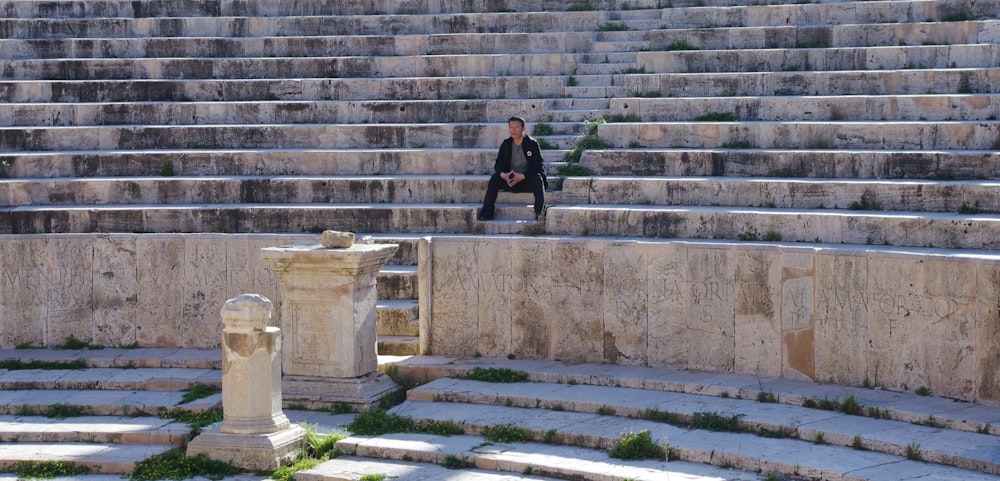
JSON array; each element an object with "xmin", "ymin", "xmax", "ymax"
[{"xmin": 2, "ymin": 0, "xmax": 1000, "ymax": 477}]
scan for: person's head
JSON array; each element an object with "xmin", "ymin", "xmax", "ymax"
[{"xmin": 508, "ymin": 116, "xmax": 526, "ymax": 140}]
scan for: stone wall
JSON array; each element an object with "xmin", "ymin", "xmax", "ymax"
[
  {"xmin": 0, "ymin": 233, "xmax": 315, "ymax": 349},
  {"xmin": 420, "ymin": 236, "xmax": 1000, "ymax": 404},
  {"xmin": 5, "ymin": 233, "xmax": 999, "ymax": 405}
]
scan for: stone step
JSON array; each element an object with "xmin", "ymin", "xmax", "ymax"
[
  {"xmin": 544, "ymin": 203, "xmax": 1000, "ymax": 249},
  {"xmin": 30, "ymin": 171, "xmax": 972, "ymax": 217},
  {"xmin": 376, "ymin": 264, "xmax": 418, "ymax": 301},
  {"xmin": 0, "ymin": 123, "xmax": 583, "ymax": 151},
  {"xmin": 573, "ymin": 63, "xmax": 632, "ymax": 76},
  {"xmin": 5, "ymin": 201, "xmax": 1000, "ymax": 249},
  {"xmin": 590, "ymin": 40, "xmax": 649, "ymax": 54},
  {"xmin": 564, "ymin": 176, "xmax": 1000, "ymax": 214},
  {"xmin": 0, "ymin": 3, "xmax": 610, "ymax": 24},
  {"xmin": 657, "ymin": 0, "xmax": 1000, "ymax": 29},
  {"xmin": 386, "ymin": 356, "xmax": 1000, "ymax": 438},
  {"xmin": 0, "ymin": 53, "xmax": 584, "ymax": 81},
  {"xmin": 0, "ymin": 175, "xmax": 573, "ymax": 208},
  {"xmin": 0, "ymin": 32, "xmax": 603, "ymax": 60},
  {"xmin": 4, "ymin": 67, "xmax": 996, "ymax": 104},
  {"xmin": 620, "ymin": 67, "xmax": 1000, "ymax": 97},
  {"xmin": 0, "ymin": 76, "xmax": 581, "ymax": 103},
  {"xmin": 0, "ymin": 0, "xmax": 889, "ymax": 20},
  {"xmin": 382, "ymin": 400, "xmax": 999, "ymax": 480},
  {"xmin": 597, "ymin": 121, "xmax": 1000, "ymax": 150},
  {"xmin": 0, "ymin": 14, "xmax": 614, "ymax": 41},
  {"xmin": 649, "ymin": 20, "xmax": 1000, "ymax": 51},
  {"xmin": 0, "ymin": 149, "xmax": 502, "ymax": 178},
  {"xmin": 0, "ymin": 442, "xmax": 175, "ymax": 474},
  {"xmin": 380, "ymin": 356, "xmax": 1000, "ymax": 479},
  {"xmin": 409, "ymin": 377, "xmax": 1000, "ymax": 475},
  {"xmin": 377, "ymin": 299, "xmax": 420, "ymax": 337},
  {"xmin": 299, "ymin": 455, "xmax": 575, "ymax": 481},
  {"xmin": 1, "ymin": 347, "xmax": 221, "ymax": 369},
  {"xmin": 5, "ymin": 119, "xmax": 999, "ymax": 153},
  {"xmin": 0, "ymin": 202, "xmax": 480, "ymax": 235},
  {"xmin": 639, "ymin": 43, "xmax": 1000, "ymax": 74},
  {"xmin": 0, "ymin": 389, "xmax": 219, "ymax": 416},
  {"xmin": 0, "ymin": 366, "xmax": 220, "ymax": 391},
  {"xmin": 608, "ymin": 94, "xmax": 1000, "ymax": 122},
  {"xmin": 579, "ymin": 148, "xmax": 1000, "ymax": 179},
  {"xmin": 309, "ymin": 449, "xmax": 766, "ymax": 481},
  {"xmin": 0, "ymin": 100, "xmax": 603, "ymax": 127},
  {"xmin": 0, "ymin": 415, "xmax": 190, "ymax": 446},
  {"xmin": 376, "ymin": 336, "xmax": 420, "ymax": 357}
]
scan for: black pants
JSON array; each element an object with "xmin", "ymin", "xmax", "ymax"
[{"xmin": 480, "ymin": 172, "xmax": 545, "ymax": 217}]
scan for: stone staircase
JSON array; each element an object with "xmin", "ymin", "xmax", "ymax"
[
  {"xmin": 5, "ymin": 347, "xmax": 1000, "ymax": 480},
  {"xmin": 3, "ymin": 0, "xmax": 1000, "ymax": 478}
]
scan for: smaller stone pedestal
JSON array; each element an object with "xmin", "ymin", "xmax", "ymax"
[
  {"xmin": 186, "ymin": 294, "xmax": 305, "ymax": 471},
  {"xmin": 262, "ymin": 237, "xmax": 399, "ymax": 410}
]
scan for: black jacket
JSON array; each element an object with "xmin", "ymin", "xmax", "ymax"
[{"xmin": 493, "ymin": 135, "xmax": 547, "ymax": 187}]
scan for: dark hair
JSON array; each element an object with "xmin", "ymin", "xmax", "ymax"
[{"xmin": 508, "ymin": 116, "xmax": 526, "ymax": 127}]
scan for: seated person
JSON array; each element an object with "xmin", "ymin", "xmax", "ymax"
[{"xmin": 477, "ymin": 116, "xmax": 546, "ymax": 221}]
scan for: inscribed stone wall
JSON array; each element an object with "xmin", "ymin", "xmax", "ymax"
[
  {"xmin": 423, "ymin": 236, "xmax": 1000, "ymax": 404},
  {"xmin": 0, "ymin": 233, "xmax": 315, "ymax": 349}
]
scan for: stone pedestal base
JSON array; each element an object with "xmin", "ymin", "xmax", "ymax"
[
  {"xmin": 186, "ymin": 424, "xmax": 306, "ymax": 471},
  {"xmin": 283, "ymin": 371, "xmax": 398, "ymax": 411}
]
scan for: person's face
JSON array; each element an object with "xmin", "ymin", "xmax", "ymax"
[{"xmin": 508, "ymin": 120, "xmax": 525, "ymax": 139}]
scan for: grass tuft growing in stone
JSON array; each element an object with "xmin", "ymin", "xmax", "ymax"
[
  {"xmin": 130, "ymin": 449, "xmax": 241, "ymax": 481},
  {"xmin": 483, "ymin": 423, "xmax": 529, "ymax": 443},
  {"xmin": 692, "ymin": 411, "xmax": 743, "ymax": 432},
  {"xmin": 442, "ymin": 455, "xmax": 473, "ymax": 469},
  {"xmin": 0, "ymin": 358, "xmax": 88, "ymax": 370},
  {"xmin": 56, "ymin": 335, "xmax": 104, "ymax": 350},
  {"xmin": 270, "ymin": 426, "xmax": 347, "ymax": 481},
  {"xmin": 757, "ymin": 391, "xmax": 778, "ymax": 403},
  {"xmin": 157, "ymin": 406, "xmax": 223, "ymax": 436},
  {"xmin": 664, "ymin": 40, "xmax": 699, "ymax": 51},
  {"xmin": 180, "ymin": 383, "xmax": 221, "ymax": 404},
  {"xmin": 532, "ymin": 122, "xmax": 554, "ymax": 136},
  {"xmin": 596, "ymin": 405, "xmax": 616, "ymax": 416},
  {"xmin": 608, "ymin": 430, "xmax": 665, "ymax": 460},
  {"xmin": 44, "ymin": 403, "xmax": 94, "ymax": 419},
  {"xmin": 347, "ymin": 408, "xmax": 414, "ymax": 435},
  {"xmin": 3, "ymin": 460, "xmax": 90, "ymax": 479},
  {"xmin": 454, "ymin": 367, "xmax": 530, "ymax": 383},
  {"xmin": 347, "ymin": 408, "xmax": 463, "ymax": 436}
]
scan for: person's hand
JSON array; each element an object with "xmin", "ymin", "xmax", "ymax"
[{"xmin": 504, "ymin": 171, "xmax": 525, "ymax": 187}]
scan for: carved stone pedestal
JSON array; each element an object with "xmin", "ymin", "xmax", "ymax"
[
  {"xmin": 262, "ymin": 240, "xmax": 399, "ymax": 410},
  {"xmin": 186, "ymin": 294, "xmax": 305, "ymax": 471}
]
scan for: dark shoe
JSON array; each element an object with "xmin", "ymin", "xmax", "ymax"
[{"xmin": 477, "ymin": 212, "xmax": 494, "ymax": 221}]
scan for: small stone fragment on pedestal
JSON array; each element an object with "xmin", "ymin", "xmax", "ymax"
[
  {"xmin": 321, "ymin": 230, "xmax": 354, "ymax": 248},
  {"xmin": 186, "ymin": 294, "xmax": 305, "ymax": 471}
]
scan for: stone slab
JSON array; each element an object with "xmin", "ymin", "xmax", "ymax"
[{"xmin": 424, "ymin": 237, "xmax": 1000, "ymax": 403}]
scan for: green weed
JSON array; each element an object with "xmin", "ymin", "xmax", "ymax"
[
  {"xmin": 5, "ymin": 460, "xmax": 91, "ymax": 479},
  {"xmin": 664, "ymin": 40, "xmax": 699, "ymax": 51},
  {"xmin": 454, "ymin": 367, "xmax": 530, "ymax": 383},
  {"xmin": 130, "ymin": 449, "xmax": 240, "ymax": 481},
  {"xmin": 180, "ymin": 383, "xmax": 221, "ymax": 404},
  {"xmin": 608, "ymin": 430, "xmax": 664, "ymax": 460},
  {"xmin": 692, "ymin": 411, "xmax": 743, "ymax": 432},
  {"xmin": 483, "ymin": 423, "xmax": 529, "ymax": 443}
]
